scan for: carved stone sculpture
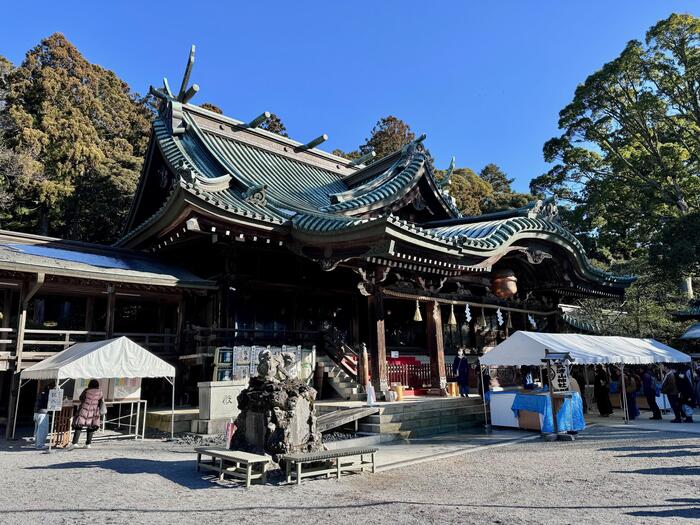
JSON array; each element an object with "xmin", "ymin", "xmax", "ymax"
[{"xmin": 231, "ymin": 352, "xmax": 322, "ymax": 460}]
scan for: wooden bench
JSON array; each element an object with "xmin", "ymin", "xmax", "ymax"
[
  {"xmin": 279, "ymin": 446, "xmax": 378, "ymax": 485},
  {"xmin": 195, "ymin": 447, "xmax": 270, "ymax": 488}
]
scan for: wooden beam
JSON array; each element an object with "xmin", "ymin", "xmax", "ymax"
[
  {"xmin": 247, "ymin": 111, "xmax": 271, "ymax": 128},
  {"xmin": 367, "ymin": 290, "xmax": 388, "ymax": 395},
  {"xmin": 296, "ymin": 134, "xmax": 328, "ymax": 151},
  {"xmin": 427, "ymin": 300, "xmax": 447, "ymax": 391}
]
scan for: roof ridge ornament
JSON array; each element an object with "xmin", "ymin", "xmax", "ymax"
[
  {"xmin": 527, "ymin": 197, "xmax": 559, "ymax": 222},
  {"xmin": 243, "ymin": 184, "xmax": 268, "ymax": 207},
  {"xmin": 437, "ymin": 156, "xmax": 455, "ymax": 189},
  {"xmin": 149, "ymin": 44, "xmax": 200, "ymax": 105}
]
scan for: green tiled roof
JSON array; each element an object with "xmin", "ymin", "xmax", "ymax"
[{"xmin": 119, "ymin": 98, "xmax": 632, "ymax": 292}]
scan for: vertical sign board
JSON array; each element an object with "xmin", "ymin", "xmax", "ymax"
[
  {"xmin": 47, "ymin": 388, "xmax": 63, "ymax": 412},
  {"xmin": 47, "ymin": 387, "xmax": 64, "ymax": 453},
  {"xmin": 549, "ymin": 363, "xmax": 570, "ymax": 392}
]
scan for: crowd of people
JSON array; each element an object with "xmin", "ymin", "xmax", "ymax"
[{"xmin": 592, "ymin": 364, "xmax": 699, "ymax": 423}]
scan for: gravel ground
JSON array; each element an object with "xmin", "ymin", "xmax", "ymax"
[{"xmin": 0, "ymin": 425, "xmax": 698, "ymax": 525}]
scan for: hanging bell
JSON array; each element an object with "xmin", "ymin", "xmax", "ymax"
[
  {"xmin": 448, "ymin": 304, "xmax": 457, "ymax": 326},
  {"xmin": 413, "ymin": 300, "xmax": 423, "ymax": 322}
]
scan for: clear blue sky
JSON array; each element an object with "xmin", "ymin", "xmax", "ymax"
[{"xmin": 2, "ymin": 1, "xmax": 698, "ymax": 192}]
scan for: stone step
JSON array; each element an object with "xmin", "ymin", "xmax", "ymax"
[
  {"xmin": 367, "ymin": 406, "xmax": 483, "ymax": 424},
  {"xmin": 358, "ymin": 415, "xmax": 483, "ymax": 437}
]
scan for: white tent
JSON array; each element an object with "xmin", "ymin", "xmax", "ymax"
[
  {"xmin": 480, "ymin": 331, "xmax": 691, "ymax": 366},
  {"xmin": 479, "ymin": 331, "xmax": 690, "ymax": 425},
  {"xmin": 21, "ymin": 337, "xmax": 175, "ymax": 380},
  {"xmin": 14, "ymin": 337, "xmax": 176, "ymax": 439}
]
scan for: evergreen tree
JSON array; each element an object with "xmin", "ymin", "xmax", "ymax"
[
  {"xmin": 259, "ymin": 113, "xmax": 287, "ymax": 137},
  {"xmin": 359, "ymin": 116, "xmax": 415, "ymax": 161},
  {"xmin": 0, "ymin": 33, "xmax": 151, "ymax": 242},
  {"xmin": 199, "ymin": 102, "xmax": 223, "ymax": 114}
]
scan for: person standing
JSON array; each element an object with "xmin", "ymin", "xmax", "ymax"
[
  {"xmin": 452, "ymin": 349, "xmax": 470, "ymax": 397},
  {"xmin": 33, "ymin": 382, "xmax": 54, "ymax": 449},
  {"xmin": 676, "ymin": 368, "xmax": 695, "ymax": 423},
  {"xmin": 661, "ymin": 367, "xmax": 682, "ymax": 423},
  {"xmin": 641, "ymin": 367, "xmax": 662, "ymax": 420},
  {"xmin": 623, "ymin": 371, "xmax": 639, "ymax": 420},
  {"xmin": 67, "ymin": 379, "xmax": 104, "ymax": 449},
  {"xmin": 594, "ymin": 366, "xmax": 613, "ymax": 417}
]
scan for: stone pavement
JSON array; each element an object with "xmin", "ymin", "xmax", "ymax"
[
  {"xmin": 588, "ymin": 411, "xmax": 700, "ymax": 434},
  {"xmin": 373, "ymin": 428, "xmax": 539, "ymax": 471}
]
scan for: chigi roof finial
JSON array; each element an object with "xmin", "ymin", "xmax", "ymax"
[{"xmin": 150, "ymin": 44, "xmax": 200, "ymax": 104}]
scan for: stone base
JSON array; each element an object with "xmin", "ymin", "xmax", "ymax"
[
  {"xmin": 190, "ymin": 417, "xmax": 231, "ymax": 435},
  {"xmin": 146, "ymin": 408, "xmax": 199, "ymax": 433}
]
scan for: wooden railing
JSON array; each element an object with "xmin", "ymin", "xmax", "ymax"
[
  {"xmin": 387, "ymin": 363, "xmax": 457, "ymax": 388},
  {"xmin": 19, "ymin": 329, "xmax": 177, "ymax": 358},
  {"xmin": 0, "ymin": 327, "xmax": 14, "ymax": 345}
]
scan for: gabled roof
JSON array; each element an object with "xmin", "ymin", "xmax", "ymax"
[{"xmin": 117, "ymin": 46, "xmax": 633, "ymax": 296}]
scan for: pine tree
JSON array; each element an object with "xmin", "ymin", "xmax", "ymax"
[{"xmin": 0, "ymin": 33, "xmax": 151, "ymax": 242}]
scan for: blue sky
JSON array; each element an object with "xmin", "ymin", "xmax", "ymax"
[{"xmin": 2, "ymin": 1, "xmax": 698, "ymax": 192}]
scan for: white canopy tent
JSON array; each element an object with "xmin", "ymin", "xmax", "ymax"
[
  {"xmin": 479, "ymin": 331, "xmax": 690, "ymax": 425},
  {"xmin": 480, "ymin": 331, "xmax": 691, "ymax": 366},
  {"xmin": 13, "ymin": 337, "xmax": 176, "ymax": 439}
]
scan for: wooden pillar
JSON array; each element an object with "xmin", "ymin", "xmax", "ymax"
[
  {"xmin": 175, "ymin": 297, "xmax": 186, "ymax": 354},
  {"xmin": 6, "ymin": 273, "xmax": 44, "ymax": 439},
  {"xmin": 84, "ymin": 296, "xmax": 95, "ymax": 336},
  {"xmin": 367, "ymin": 290, "xmax": 388, "ymax": 395},
  {"xmin": 427, "ymin": 301, "xmax": 447, "ymax": 391},
  {"xmin": 0, "ymin": 290, "xmax": 11, "ymax": 353},
  {"xmin": 105, "ymin": 285, "xmax": 116, "ymax": 338}
]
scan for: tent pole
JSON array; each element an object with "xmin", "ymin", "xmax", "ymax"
[
  {"xmin": 11, "ymin": 378, "xmax": 27, "ymax": 440},
  {"xmin": 480, "ymin": 365, "xmax": 489, "ymax": 430},
  {"xmin": 171, "ymin": 376, "xmax": 175, "ymax": 440},
  {"xmin": 620, "ymin": 364, "xmax": 628, "ymax": 424}
]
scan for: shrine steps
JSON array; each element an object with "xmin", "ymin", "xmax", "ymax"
[
  {"xmin": 316, "ymin": 354, "xmax": 360, "ymax": 400},
  {"xmin": 317, "ymin": 397, "xmax": 485, "ymax": 438}
]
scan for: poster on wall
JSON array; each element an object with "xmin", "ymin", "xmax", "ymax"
[
  {"xmin": 73, "ymin": 378, "xmax": 110, "ymax": 400},
  {"xmin": 109, "ymin": 378, "xmax": 142, "ymax": 400},
  {"xmin": 72, "ymin": 378, "xmax": 141, "ymax": 401}
]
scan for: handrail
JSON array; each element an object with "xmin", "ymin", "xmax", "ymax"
[{"xmin": 321, "ymin": 326, "xmax": 358, "ymax": 381}]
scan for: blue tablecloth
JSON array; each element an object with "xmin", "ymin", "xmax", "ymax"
[{"xmin": 511, "ymin": 392, "xmax": 585, "ymax": 433}]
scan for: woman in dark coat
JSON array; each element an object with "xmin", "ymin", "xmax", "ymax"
[
  {"xmin": 594, "ymin": 366, "xmax": 613, "ymax": 417},
  {"xmin": 68, "ymin": 379, "xmax": 104, "ymax": 449}
]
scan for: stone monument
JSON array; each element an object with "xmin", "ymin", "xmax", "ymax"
[{"xmin": 229, "ymin": 350, "xmax": 323, "ymax": 459}]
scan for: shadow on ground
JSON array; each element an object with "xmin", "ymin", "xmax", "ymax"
[{"xmin": 25, "ymin": 458, "xmax": 219, "ymax": 489}]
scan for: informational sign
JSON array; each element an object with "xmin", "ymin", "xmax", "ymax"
[
  {"xmin": 549, "ymin": 363, "xmax": 570, "ymax": 392},
  {"xmin": 390, "ymin": 351, "xmax": 399, "ymax": 359},
  {"xmin": 47, "ymin": 388, "xmax": 64, "ymax": 412}
]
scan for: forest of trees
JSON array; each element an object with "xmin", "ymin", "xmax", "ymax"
[{"xmin": 0, "ymin": 14, "xmax": 697, "ymax": 342}]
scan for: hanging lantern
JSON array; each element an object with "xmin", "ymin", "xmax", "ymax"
[
  {"xmin": 479, "ymin": 308, "xmax": 487, "ymax": 329},
  {"xmin": 491, "ymin": 269, "xmax": 518, "ymax": 299},
  {"xmin": 413, "ymin": 300, "xmax": 423, "ymax": 322},
  {"xmin": 448, "ymin": 304, "xmax": 457, "ymax": 326}
]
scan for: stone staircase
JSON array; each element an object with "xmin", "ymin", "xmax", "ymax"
[
  {"xmin": 316, "ymin": 354, "xmax": 360, "ymax": 400},
  {"xmin": 356, "ymin": 397, "xmax": 485, "ymax": 438}
]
